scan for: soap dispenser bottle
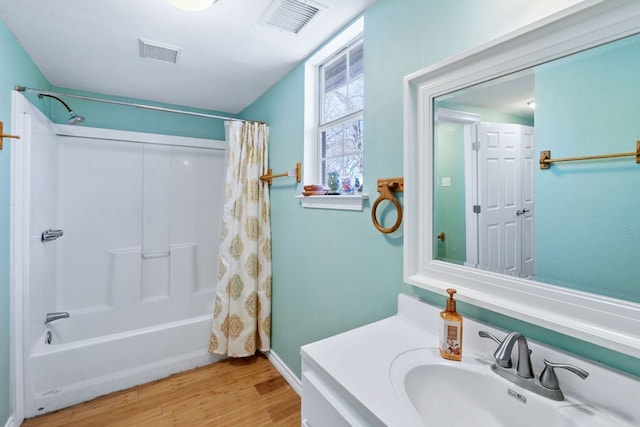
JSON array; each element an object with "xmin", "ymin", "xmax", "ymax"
[{"xmin": 439, "ymin": 288, "xmax": 463, "ymax": 361}]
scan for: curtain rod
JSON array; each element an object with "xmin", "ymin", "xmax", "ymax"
[{"xmin": 15, "ymin": 85, "xmax": 259, "ymax": 123}]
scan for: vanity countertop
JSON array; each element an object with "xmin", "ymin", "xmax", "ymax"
[
  {"xmin": 302, "ymin": 300, "xmax": 431, "ymax": 425},
  {"xmin": 302, "ymin": 293, "xmax": 463, "ymax": 426},
  {"xmin": 301, "ymin": 293, "xmax": 640, "ymax": 427}
]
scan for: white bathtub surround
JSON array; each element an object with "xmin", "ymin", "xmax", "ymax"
[
  {"xmin": 210, "ymin": 121, "xmax": 272, "ymax": 357},
  {"xmin": 301, "ymin": 294, "xmax": 640, "ymax": 426},
  {"xmin": 11, "ymin": 93, "xmax": 228, "ymax": 420}
]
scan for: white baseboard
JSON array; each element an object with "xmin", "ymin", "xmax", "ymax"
[
  {"xmin": 4, "ymin": 416, "xmax": 17, "ymax": 427},
  {"xmin": 266, "ymin": 350, "xmax": 301, "ymax": 396}
]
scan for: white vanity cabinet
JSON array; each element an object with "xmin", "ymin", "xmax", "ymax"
[
  {"xmin": 301, "ymin": 355, "xmax": 386, "ymax": 427},
  {"xmin": 300, "ymin": 294, "xmax": 440, "ymax": 427}
]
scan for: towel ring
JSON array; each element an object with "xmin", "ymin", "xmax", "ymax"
[{"xmin": 371, "ymin": 178, "xmax": 404, "ymax": 234}]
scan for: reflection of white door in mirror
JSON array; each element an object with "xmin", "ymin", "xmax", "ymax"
[
  {"xmin": 477, "ymin": 123, "xmax": 534, "ymax": 278},
  {"xmin": 404, "ymin": 0, "xmax": 640, "ymax": 358},
  {"xmin": 434, "ymin": 112, "xmax": 535, "ymax": 279}
]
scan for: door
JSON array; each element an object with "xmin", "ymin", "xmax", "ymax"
[{"xmin": 477, "ymin": 123, "xmax": 534, "ymax": 277}]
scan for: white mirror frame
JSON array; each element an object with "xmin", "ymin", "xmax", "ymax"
[{"xmin": 403, "ymin": 0, "xmax": 640, "ymax": 358}]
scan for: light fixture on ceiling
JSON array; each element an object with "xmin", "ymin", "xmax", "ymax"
[
  {"xmin": 165, "ymin": 0, "xmax": 217, "ymax": 11},
  {"xmin": 527, "ymin": 100, "xmax": 536, "ymax": 109}
]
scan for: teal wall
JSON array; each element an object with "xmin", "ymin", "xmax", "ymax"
[
  {"xmin": 241, "ymin": 61, "xmax": 411, "ymax": 370},
  {"xmin": 535, "ymin": 34, "xmax": 640, "ymax": 302},
  {"xmin": 241, "ymin": 0, "xmax": 640, "ymax": 380},
  {"xmin": 0, "ymin": 20, "xmax": 52, "ymax": 425}
]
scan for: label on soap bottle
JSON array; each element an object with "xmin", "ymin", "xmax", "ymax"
[{"xmin": 440, "ymin": 320, "xmax": 461, "ymax": 356}]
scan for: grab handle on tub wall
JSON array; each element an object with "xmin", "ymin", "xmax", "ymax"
[{"xmin": 371, "ymin": 177, "xmax": 404, "ymax": 234}]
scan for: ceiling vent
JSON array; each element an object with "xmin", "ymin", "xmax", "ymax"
[
  {"xmin": 139, "ymin": 39, "xmax": 181, "ymax": 64},
  {"xmin": 259, "ymin": 0, "xmax": 327, "ymax": 35}
]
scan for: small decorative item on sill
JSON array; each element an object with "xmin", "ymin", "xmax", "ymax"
[
  {"xmin": 341, "ymin": 177, "xmax": 353, "ymax": 194},
  {"xmin": 354, "ymin": 175, "xmax": 363, "ymax": 193},
  {"xmin": 302, "ymin": 185, "xmax": 326, "ymax": 196},
  {"xmin": 327, "ymin": 171, "xmax": 340, "ymax": 194}
]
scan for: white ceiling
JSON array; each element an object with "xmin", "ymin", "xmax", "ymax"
[
  {"xmin": 0, "ymin": 0, "xmax": 375, "ymax": 113},
  {"xmin": 441, "ymin": 71, "xmax": 535, "ymax": 120}
]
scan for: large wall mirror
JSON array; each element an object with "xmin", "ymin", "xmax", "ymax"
[{"xmin": 404, "ymin": 0, "xmax": 640, "ymax": 358}]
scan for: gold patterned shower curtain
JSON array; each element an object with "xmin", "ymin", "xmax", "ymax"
[{"xmin": 209, "ymin": 121, "xmax": 271, "ymax": 357}]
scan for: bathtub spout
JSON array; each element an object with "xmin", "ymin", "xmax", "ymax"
[{"xmin": 45, "ymin": 312, "xmax": 70, "ymax": 324}]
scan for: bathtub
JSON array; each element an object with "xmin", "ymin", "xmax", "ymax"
[
  {"xmin": 24, "ymin": 313, "xmax": 224, "ymax": 417},
  {"xmin": 12, "ymin": 119, "xmax": 229, "ymax": 419}
]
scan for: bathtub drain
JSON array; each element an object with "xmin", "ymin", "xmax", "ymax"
[{"xmin": 45, "ymin": 330, "xmax": 52, "ymax": 345}]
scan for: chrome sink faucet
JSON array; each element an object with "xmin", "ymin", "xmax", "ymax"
[
  {"xmin": 493, "ymin": 331, "xmax": 534, "ymax": 378},
  {"xmin": 480, "ymin": 330, "xmax": 588, "ymax": 401}
]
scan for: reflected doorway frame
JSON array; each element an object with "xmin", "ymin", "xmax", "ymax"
[{"xmin": 434, "ymin": 108, "xmax": 480, "ymax": 269}]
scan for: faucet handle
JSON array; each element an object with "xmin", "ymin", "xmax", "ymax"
[
  {"xmin": 478, "ymin": 331, "xmax": 512, "ymax": 368},
  {"xmin": 479, "ymin": 330, "xmax": 503, "ymax": 345},
  {"xmin": 540, "ymin": 359, "xmax": 589, "ymax": 390}
]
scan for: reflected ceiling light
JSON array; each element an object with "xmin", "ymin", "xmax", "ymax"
[
  {"xmin": 527, "ymin": 100, "xmax": 536, "ymax": 109},
  {"xmin": 166, "ymin": 0, "xmax": 217, "ymax": 11}
]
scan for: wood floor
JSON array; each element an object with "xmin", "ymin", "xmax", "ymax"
[{"xmin": 22, "ymin": 354, "xmax": 301, "ymax": 427}]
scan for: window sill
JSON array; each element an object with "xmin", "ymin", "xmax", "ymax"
[{"xmin": 295, "ymin": 194, "xmax": 369, "ymax": 211}]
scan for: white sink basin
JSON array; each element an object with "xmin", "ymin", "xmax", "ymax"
[{"xmin": 390, "ymin": 348, "xmax": 627, "ymax": 427}]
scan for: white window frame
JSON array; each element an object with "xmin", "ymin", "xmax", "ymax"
[
  {"xmin": 298, "ymin": 17, "xmax": 368, "ymax": 211},
  {"xmin": 318, "ymin": 38, "xmax": 364, "ymax": 189}
]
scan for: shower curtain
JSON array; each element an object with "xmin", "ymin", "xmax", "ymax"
[{"xmin": 209, "ymin": 121, "xmax": 271, "ymax": 357}]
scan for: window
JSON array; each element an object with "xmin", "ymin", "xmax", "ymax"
[
  {"xmin": 300, "ymin": 17, "xmax": 367, "ymax": 211},
  {"xmin": 319, "ymin": 40, "xmax": 364, "ymax": 191}
]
